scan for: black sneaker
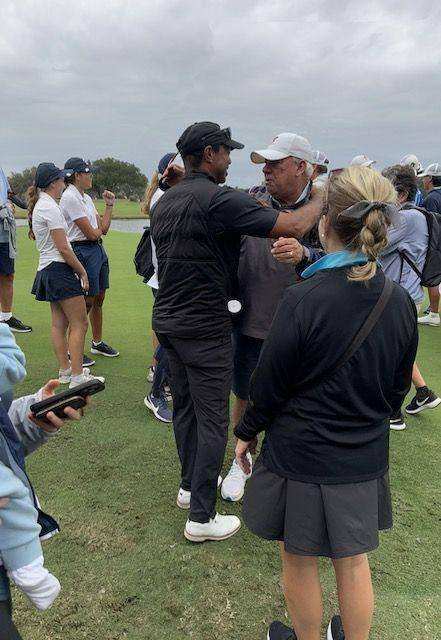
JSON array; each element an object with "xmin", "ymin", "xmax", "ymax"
[
  {"xmin": 83, "ymin": 354, "xmax": 96, "ymax": 367},
  {"xmin": 405, "ymin": 388, "xmax": 441, "ymax": 415},
  {"xmin": 327, "ymin": 615, "xmax": 345, "ymax": 640},
  {"xmin": 389, "ymin": 411, "xmax": 406, "ymax": 431},
  {"xmin": 68, "ymin": 353, "xmax": 96, "ymax": 367},
  {"xmin": 91, "ymin": 341, "xmax": 120, "ymax": 357},
  {"xmin": 144, "ymin": 392, "xmax": 172, "ymax": 423},
  {"xmin": 267, "ymin": 621, "xmax": 296, "ymax": 640},
  {"xmin": 3, "ymin": 316, "xmax": 32, "ymax": 333}
]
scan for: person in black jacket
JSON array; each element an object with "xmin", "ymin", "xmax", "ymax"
[
  {"xmin": 150, "ymin": 121, "xmax": 323, "ymax": 543},
  {"xmin": 234, "ymin": 166, "xmax": 418, "ymax": 640}
]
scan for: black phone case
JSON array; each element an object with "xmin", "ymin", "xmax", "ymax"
[
  {"xmin": 30, "ymin": 379, "xmax": 105, "ymax": 418},
  {"xmin": 34, "ymin": 396, "xmax": 87, "ymax": 420}
]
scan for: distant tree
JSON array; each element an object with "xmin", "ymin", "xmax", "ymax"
[
  {"xmin": 91, "ymin": 157, "xmax": 147, "ymax": 200},
  {"xmin": 8, "ymin": 167, "xmax": 37, "ymax": 198}
]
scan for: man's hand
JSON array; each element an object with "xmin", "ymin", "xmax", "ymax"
[
  {"xmin": 28, "ymin": 380, "xmax": 91, "ymax": 434},
  {"xmin": 163, "ymin": 164, "xmax": 185, "ymax": 183},
  {"xmin": 235, "ymin": 437, "xmax": 258, "ymax": 475},
  {"xmin": 102, "ymin": 190, "xmax": 116, "ymax": 207},
  {"xmin": 271, "ymin": 237, "xmax": 305, "ymax": 264}
]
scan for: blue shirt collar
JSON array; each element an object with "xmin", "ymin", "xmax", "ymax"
[{"xmin": 301, "ymin": 250, "xmax": 368, "ymax": 279}]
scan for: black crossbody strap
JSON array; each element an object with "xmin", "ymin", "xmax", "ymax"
[
  {"xmin": 293, "ymin": 277, "xmax": 394, "ymax": 393},
  {"xmin": 398, "ymin": 250, "xmax": 423, "ymax": 279}
]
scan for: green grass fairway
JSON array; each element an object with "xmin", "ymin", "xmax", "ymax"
[
  {"xmin": 15, "ymin": 199, "xmax": 144, "ymax": 220},
  {"xmin": 10, "ymin": 229, "xmax": 441, "ymax": 639}
]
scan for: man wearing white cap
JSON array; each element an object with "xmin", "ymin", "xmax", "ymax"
[
  {"xmin": 350, "ymin": 154, "xmax": 376, "ymax": 167},
  {"xmin": 421, "ymin": 163, "xmax": 441, "ymax": 215},
  {"xmin": 400, "ymin": 154, "xmax": 424, "ymax": 206},
  {"xmin": 418, "ymin": 163, "xmax": 441, "ymax": 326},
  {"xmin": 222, "ymin": 132, "xmax": 321, "ymax": 502}
]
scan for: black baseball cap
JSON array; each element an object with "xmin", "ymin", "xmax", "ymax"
[
  {"xmin": 177, "ymin": 122, "xmax": 244, "ymax": 156},
  {"xmin": 34, "ymin": 163, "xmax": 68, "ymax": 189},
  {"xmin": 64, "ymin": 157, "xmax": 98, "ymax": 177}
]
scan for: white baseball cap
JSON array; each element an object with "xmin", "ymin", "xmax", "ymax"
[
  {"xmin": 251, "ymin": 133, "xmax": 316, "ymax": 164},
  {"xmin": 400, "ymin": 154, "xmax": 422, "ymax": 175},
  {"xmin": 419, "ymin": 163, "xmax": 441, "ymax": 178},
  {"xmin": 350, "ymin": 154, "xmax": 376, "ymax": 167}
]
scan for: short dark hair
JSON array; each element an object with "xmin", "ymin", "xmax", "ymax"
[
  {"xmin": 382, "ymin": 164, "xmax": 417, "ymax": 202},
  {"xmin": 183, "ymin": 143, "xmax": 222, "ymax": 171},
  {"xmin": 432, "ymin": 176, "xmax": 441, "ymax": 188}
]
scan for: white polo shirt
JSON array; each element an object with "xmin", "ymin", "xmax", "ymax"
[
  {"xmin": 32, "ymin": 192, "xmax": 70, "ymax": 271},
  {"xmin": 59, "ymin": 184, "xmax": 99, "ymax": 243}
]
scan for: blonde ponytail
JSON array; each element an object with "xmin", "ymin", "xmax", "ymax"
[
  {"xmin": 141, "ymin": 170, "xmax": 160, "ymax": 217},
  {"xmin": 326, "ymin": 166, "xmax": 396, "ymax": 282}
]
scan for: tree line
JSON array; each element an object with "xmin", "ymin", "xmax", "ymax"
[{"xmin": 8, "ymin": 158, "xmax": 148, "ymax": 201}]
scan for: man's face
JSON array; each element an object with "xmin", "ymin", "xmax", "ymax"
[
  {"xmin": 210, "ymin": 145, "xmax": 231, "ymax": 184},
  {"xmin": 423, "ymin": 176, "xmax": 432, "ymax": 191},
  {"xmin": 262, "ymin": 156, "xmax": 307, "ymax": 199},
  {"xmin": 77, "ymin": 171, "xmax": 93, "ymax": 191}
]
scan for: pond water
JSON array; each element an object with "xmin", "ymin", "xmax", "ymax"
[{"xmin": 16, "ymin": 218, "xmax": 149, "ymax": 234}]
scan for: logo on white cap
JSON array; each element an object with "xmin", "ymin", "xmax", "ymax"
[{"xmin": 420, "ymin": 163, "xmax": 441, "ymax": 178}]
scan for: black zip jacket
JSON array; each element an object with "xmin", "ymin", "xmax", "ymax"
[{"xmin": 234, "ymin": 268, "xmax": 418, "ymax": 484}]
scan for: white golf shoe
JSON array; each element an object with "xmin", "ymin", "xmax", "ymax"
[
  {"xmin": 221, "ymin": 454, "xmax": 252, "ymax": 502},
  {"xmin": 184, "ymin": 513, "xmax": 241, "ymax": 542}
]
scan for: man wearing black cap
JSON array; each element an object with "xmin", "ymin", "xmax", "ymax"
[{"xmin": 151, "ymin": 122, "xmax": 322, "ymax": 542}]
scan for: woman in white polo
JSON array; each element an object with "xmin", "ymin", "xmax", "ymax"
[
  {"xmin": 60, "ymin": 157, "xmax": 119, "ymax": 363},
  {"xmin": 29, "ymin": 163, "xmax": 103, "ymax": 387}
]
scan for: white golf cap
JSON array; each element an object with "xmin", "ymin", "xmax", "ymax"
[
  {"xmin": 400, "ymin": 154, "xmax": 422, "ymax": 174},
  {"xmin": 350, "ymin": 154, "xmax": 376, "ymax": 167},
  {"xmin": 251, "ymin": 133, "xmax": 316, "ymax": 164},
  {"xmin": 419, "ymin": 162, "xmax": 441, "ymax": 178}
]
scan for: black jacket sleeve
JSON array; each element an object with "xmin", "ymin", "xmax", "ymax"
[
  {"xmin": 234, "ymin": 296, "xmax": 302, "ymax": 441},
  {"xmin": 389, "ymin": 308, "xmax": 419, "ymax": 415},
  {"xmin": 8, "ymin": 194, "xmax": 27, "ymax": 210}
]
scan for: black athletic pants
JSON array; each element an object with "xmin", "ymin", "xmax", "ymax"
[
  {"xmin": 157, "ymin": 333, "xmax": 233, "ymax": 523},
  {"xmin": 0, "ymin": 600, "xmax": 23, "ymax": 640}
]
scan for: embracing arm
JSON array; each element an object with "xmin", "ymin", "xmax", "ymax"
[{"xmin": 269, "ymin": 186, "xmax": 324, "ymax": 239}]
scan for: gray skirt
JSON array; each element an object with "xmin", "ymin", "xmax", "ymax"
[{"xmin": 243, "ymin": 457, "xmax": 392, "ymax": 559}]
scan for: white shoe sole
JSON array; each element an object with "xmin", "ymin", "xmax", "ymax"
[
  {"xmin": 90, "ymin": 348, "xmax": 120, "ymax": 357},
  {"xmin": 9, "ymin": 328, "xmax": 32, "ymax": 333},
  {"xmin": 406, "ymin": 397, "xmax": 441, "ymax": 414},
  {"xmin": 221, "ymin": 486, "xmax": 245, "ymax": 502},
  {"xmin": 184, "ymin": 520, "xmax": 241, "ymax": 543},
  {"xmin": 389, "ymin": 423, "xmax": 406, "ymax": 431},
  {"xmin": 326, "ymin": 621, "xmax": 333, "ymax": 640},
  {"xmin": 144, "ymin": 397, "xmax": 172, "ymax": 423}
]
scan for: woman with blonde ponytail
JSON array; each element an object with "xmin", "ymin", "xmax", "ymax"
[{"xmin": 235, "ymin": 166, "xmax": 419, "ymax": 640}]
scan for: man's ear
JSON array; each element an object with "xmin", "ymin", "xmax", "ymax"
[{"xmin": 203, "ymin": 146, "xmax": 215, "ymax": 164}]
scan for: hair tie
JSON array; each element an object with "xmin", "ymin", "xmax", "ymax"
[{"xmin": 339, "ymin": 200, "xmax": 397, "ymax": 220}]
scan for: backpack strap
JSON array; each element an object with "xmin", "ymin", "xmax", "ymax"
[{"xmin": 293, "ymin": 277, "xmax": 394, "ymax": 393}]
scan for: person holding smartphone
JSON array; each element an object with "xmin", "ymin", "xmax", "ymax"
[{"xmin": 28, "ymin": 163, "xmax": 104, "ymax": 388}]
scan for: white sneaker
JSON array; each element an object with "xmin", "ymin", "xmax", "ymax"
[
  {"xmin": 176, "ymin": 487, "xmax": 191, "ymax": 510},
  {"xmin": 184, "ymin": 513, "xmax": 241, "ymax": 542},
  {"xmin": 176, "ymin": 476, "xmax": 223, "ymax": 510},
  {"xmin": 221, "ymin": 454, "xmax": 252, "ymax": 502},
  {"xmin": 58, "ymin": 368, "xmax": 72, "ymax": 384},
  {"xmin": 418, "ymin": 312, "xmax": 440, "ymax": 326},
  {"xmin": 69, "ymin": 367, "xmax": 105, "ymax": 388}
]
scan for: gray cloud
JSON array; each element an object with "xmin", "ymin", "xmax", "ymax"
[{"xmin": 1, "ymin": 0, "xmax": 440, "ymax": 185}]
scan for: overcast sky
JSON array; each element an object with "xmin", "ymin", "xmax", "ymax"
[{"xmin": 1, "ymin": 0, "xmax": 441, "ymax": 186}]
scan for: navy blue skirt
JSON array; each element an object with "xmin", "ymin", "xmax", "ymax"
[{"xmin": 31, "ymin": 262, "xmax": 84, "ymax": 302}]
